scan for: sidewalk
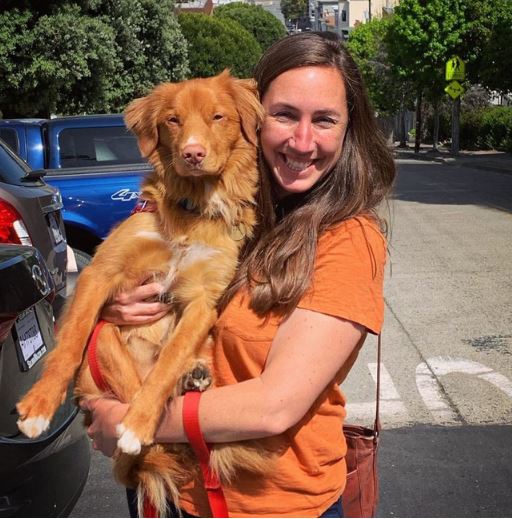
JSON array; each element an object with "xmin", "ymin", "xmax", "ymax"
[{"xmin": 393, "ymin": 143, "xmax": 512, "ymax": 175}]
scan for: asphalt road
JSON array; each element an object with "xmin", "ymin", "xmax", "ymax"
[{"xmin": 70, "ymin": 158, "xmax": 512, "ymax": 518}]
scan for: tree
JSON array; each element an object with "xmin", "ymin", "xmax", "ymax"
[
  {"xmin": 213, "ymin": 2, "xmax": 286, "ymax": 52},
  {"xmin": 387, "ymin": 0, "xmax": 492, "ymax": 152},
  {"xmin": 0, "ymin": 5, "xmax": 120, "ymax": 117},
  {"xmin": 477, "ymin": 0, "xmax": 512, "ymax": 96},
  {"xmin": 178, "ymin": 13, "xmax": 261, "ymax": 79},
  {"xmin": 0, "ymin": 1, "xmax": 190, "ymax": 117},
  {"xmin": 280, "ymin": 0, "xmax": 306, "ymax": 27}
]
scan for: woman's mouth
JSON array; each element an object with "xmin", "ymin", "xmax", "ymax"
[{"xmin": 281, "ymin": 154, "xmax": 315, "ymax": 173}]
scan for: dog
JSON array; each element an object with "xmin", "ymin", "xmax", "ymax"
[{"xmin": 16, "ymin": 70, "xmax": 271, "ymax": 516}]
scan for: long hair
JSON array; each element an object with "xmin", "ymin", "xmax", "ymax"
[{"xmin": 221, "ymin": 32, "xmax": 395, "ymax": 317}]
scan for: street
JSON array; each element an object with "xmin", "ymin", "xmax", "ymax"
[{"xmin": 71, "ymin": 156, "xmax": 512, "ymax": 517}]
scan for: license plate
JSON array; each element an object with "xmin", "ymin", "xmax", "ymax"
[
  {"xmin": 48, "ymin": 212, "xmax": 64, "ymax": 244},
  {"xmin": 14, "ymin": 307, "xmax": 47, "ymax": 371}
]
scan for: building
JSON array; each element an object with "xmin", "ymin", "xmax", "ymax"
[
  {"xmin": 312, "ymin": 0, "xmax": 398, "ymax": 38},
  {"xmin": 175, "ymin": 0, "xmax": 214, "ymax": 15}
]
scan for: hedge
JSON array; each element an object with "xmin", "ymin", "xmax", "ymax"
[{"xmin": 460, "ymin": 106, "xmax": 512, "ymax": 152}]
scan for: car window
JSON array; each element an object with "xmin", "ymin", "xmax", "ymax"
[
  {"xmin": 0, "ymin": 129, "xmax": 19, "ymax": 155},
  {"xmin": 0, "ymin": 139, "xmax": 31, "ymax": 184},
  {"xmin": 58, "ymin": 126, "xmax": 145, "ymax": 168}
]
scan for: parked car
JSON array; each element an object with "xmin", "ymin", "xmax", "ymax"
[
  {"xmin": 0, "ymin": 138, "xmax": 90, "ymax": 517},
  {"xmin": 0, "ymin": 115, "xmax": 151, "ymax": 257}
]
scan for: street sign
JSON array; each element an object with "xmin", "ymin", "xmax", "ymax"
[
  {"xmin": 446, "ymin": 56, "xmax": 465, "ymax": 81},
  {"xmin": 445, "ymin": 80, "xmax": 465, "ymax": 100}
]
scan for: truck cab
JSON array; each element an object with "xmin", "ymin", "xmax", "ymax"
[{"xmin": 0, "ymin": 115, "xmax": 151, "ymax": 257}]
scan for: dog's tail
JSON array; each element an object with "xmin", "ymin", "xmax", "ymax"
[
  {"xmin": 210, "ymin": 440, "xmax": 276, "ymax": 484},
  {"xmin": 114, "ymin": 445, "xmax": 193, "ymax": 518}
]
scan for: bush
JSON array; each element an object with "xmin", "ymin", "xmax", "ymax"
[
  {"xmin": 178, "ymin": 13, "xmax": 261, "ymax": 79},
  {"xmin": 213, "ymin": 2, "xmax": 286, "ymax": 52},
  {"xmin": 461, "ymin": 106, "xmax": 512, "ymax": 152}
]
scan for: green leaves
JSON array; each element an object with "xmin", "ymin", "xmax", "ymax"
[
  {"xmin": 213, "ymin": 2, "xmax": 286, "ymax": 52},
  {"xmin": 178, "ymin": 13, "xmax": 262, "ymax": 79},
  {"xmin": 0, "ymin": 0, "xmax": 189, "ymax": 117}
]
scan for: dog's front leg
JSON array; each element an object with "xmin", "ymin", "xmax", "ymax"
[
  {"xmin": 16, "ymin": 268, "xmax": 114, "ymax": 438},
  {"xmin": 117, "ymin": 298, "xmax": 217, "ymax": 455}
]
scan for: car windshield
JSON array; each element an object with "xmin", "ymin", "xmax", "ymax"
[{"xmin": 0, "ymin": 139, "xmax": 31, "ymax": 184}]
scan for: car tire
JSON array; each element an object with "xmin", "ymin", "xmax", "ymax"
[{"xmin": 72, "ymin": 248, "xmax": 92, "ymax": 272}]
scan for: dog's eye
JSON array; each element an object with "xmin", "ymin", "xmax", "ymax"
[
  {"xmin": 167, "ymin": 116, "xmax": 179, "ymax": 125},
  {"xmin": 213, "ymin": 114, "xmax": 224, "ymax": 121}
]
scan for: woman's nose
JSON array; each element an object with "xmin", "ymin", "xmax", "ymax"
[{"xmin": 289, "ymin": 119, "xmax": 315, "ymax": 153}]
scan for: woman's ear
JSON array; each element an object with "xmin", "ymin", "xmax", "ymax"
[
  {"xmin": 231, "ymin": 78, "xmax": 265, "ymax": 147},
  {"xmin": 124, "ymin": 95, "xmax": 159, "ymax": 158}
]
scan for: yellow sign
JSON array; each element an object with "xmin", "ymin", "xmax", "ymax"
[
  {"xmin": 445, "ymin": 80, "xmax": 465, "ymax": 100},
  {"xmin": 446, "ymin": 56, "xmax": 465, "ymax": 81}
]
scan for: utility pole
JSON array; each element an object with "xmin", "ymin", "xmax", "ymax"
[{"xmin": 368, "ymin": 0, "xmax": 372, "ymax": 20}]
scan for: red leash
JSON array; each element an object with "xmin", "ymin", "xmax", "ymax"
[
  {"xmin": 183, "ymin": 391, "xmax": 229, "ymax": 517},
  {"xmin": 87, "ymin": 320, "xmax": 158, "ymax": 518}
]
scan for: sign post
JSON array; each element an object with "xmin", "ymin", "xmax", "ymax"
[{"xmin": 445, "ymin": 56, "xmax": 465, "ymax": 155}]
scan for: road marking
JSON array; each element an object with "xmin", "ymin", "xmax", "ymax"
[
  {"xmin": 345, "ymin": 363, "xmax": 409, "ymax": 424},
  {"xmin": 416, "ymin": 356, "xmax": 512, "ymax": 424}
]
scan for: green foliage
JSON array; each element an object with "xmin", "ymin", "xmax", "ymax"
[
  {"xmin": 0, "ymin": 0, "xmax": 189, "ymax": 117},
  {"xmin": 213, "ymin": 2, "xmax": 286, "ymax": 51},
  {"xmin": 178, "ymin": 13, "xmax": 261, "ymax": 79},
  {"xmin": 387, "ymin": 0, "xmax": 493, "ymax": 99},
  {"xmin": 347, "ymin": 17, "xmax": 408, "ymax": 116},
  {"xmin": 0, "ymin": 6, "xmax": 120, "ymax": 117},
  {"xmin": 460, "ymin": 106, "xmax": 512, "ymax": 152},
  {"xmin": 280, "ymin": 0, "xmax": 306, "ymax": 24},
  {"xmin": 477, "ymin": 0, "xmax": 512, "ymax": 95}
]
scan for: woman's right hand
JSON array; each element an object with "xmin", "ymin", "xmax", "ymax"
[{"xmin": 100, "ymin": 281, "xmax": 171, "ymax": 325}]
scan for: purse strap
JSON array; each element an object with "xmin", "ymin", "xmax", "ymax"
[{"xmin": 373, "ymin": 333, "xmax": 382, "ymax": 437}]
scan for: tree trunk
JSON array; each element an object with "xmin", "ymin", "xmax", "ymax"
[
  {"xmin": 432, "ymin": 101, "xmax": 440, "ymax": 151},
  {"xmin": 414, "ymin": 88, "xmax": 423, "ymax": 154}
]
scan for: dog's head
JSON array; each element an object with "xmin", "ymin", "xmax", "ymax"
[{"xmin": 125, "ymin": 70, "xmax": 264, "ymax": 179}]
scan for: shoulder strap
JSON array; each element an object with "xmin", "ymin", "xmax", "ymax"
[{"xmin": 373, "ymin": 333, "xmax": 382, "ymax": 436}]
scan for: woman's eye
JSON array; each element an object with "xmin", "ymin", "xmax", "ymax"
[
  {"xmin": 167, "ymin": 116, "xmax": 179, "ymax": 125},
  {"xmin": 273, "ymin": 112, "xmax": 295, "ymax": 122},
  {"xmin": 213, "ymin": 114, "xmax": 224, "ymax": 121},
  {"xmin": 314, "ymin": 117, "xmax": 337, "ymax": 128}
]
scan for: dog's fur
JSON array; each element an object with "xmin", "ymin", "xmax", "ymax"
[{"xmin": 16, "ymin": 71, "xmax": 270, "ymax": 516}]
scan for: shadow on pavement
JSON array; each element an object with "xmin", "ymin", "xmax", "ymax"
[
  {"xmin": 378, "ymin": 424, "xmax": 512, "ymax": 517},
  {"xmin": 392, "ymin": 161, "xmax": 512, "ymax": 212}
]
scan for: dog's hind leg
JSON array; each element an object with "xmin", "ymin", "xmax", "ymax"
[
  {"xmin": 117, "ymin": 298, "xmax": 217, "ymax": 454},
  {"xmin": 17, "ymin": 268, "xmax": 117, "ymax": 438}
]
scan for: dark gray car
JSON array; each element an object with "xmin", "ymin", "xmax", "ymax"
[{"xmin": 0, "ymin": 139, "xmax": 90, "ymax": 517}]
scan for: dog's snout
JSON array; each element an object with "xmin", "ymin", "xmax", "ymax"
[{"xmin": 182, "ymin": 144, "xmax": 207, "ymax": 166}]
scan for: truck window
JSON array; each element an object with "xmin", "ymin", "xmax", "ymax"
[
  {"xmin": 58, "ymin": 127, "xmax": 145, "ymax": 168},
  {"xmin": 0, "ymin": 128, "xmax": 19, "ymax": 155}
]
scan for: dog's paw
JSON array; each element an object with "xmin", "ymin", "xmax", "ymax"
[
  {"xmin": 181, "ymin": 360, "xmax": 212, "ymax": 393},
  {"xmin": 116, "ymin": 424, "xmax": 142, "ymax": 455},
  {"xmin": 17, "ymin": 416, "xmax": 50, "ymax": 438}
]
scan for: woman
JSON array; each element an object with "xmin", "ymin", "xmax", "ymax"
[{"xmin": 84, "ymin": 32, "xmax": 395, "ymax": 517}]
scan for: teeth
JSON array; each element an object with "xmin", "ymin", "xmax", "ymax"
[{"xmin": 285, "ymin": 157, "xmax": 312, "ymax": 172}]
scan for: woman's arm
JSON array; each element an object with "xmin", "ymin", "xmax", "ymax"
[
  {"xmin": 84, "ymin": 307, "xmax": 364, "ymax": 454},
  {"xmin": 158, "ymin": 307, "xmax": 364, "ymax": 442}
]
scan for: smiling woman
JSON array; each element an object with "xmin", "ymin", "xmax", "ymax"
[
  {"xmin": 85, "ymin": 32, "xmax": 396, "ymax": 519},
  {"xmin": 261, "ymin": 66, "xmax": 349, "ymax": 196}
]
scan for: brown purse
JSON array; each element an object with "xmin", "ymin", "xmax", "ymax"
[{"xmin": 342, "ymin": 334, "xmax": 381, "ymax": 518}]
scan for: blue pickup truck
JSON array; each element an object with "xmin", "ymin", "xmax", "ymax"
[{"xmin": 0, "ymin": 115, "xmax": 151, "ymax": 257}]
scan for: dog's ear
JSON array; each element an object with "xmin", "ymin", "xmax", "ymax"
[
  {"xmin": 124, "ymin": 96, "xmax": 158, "ymax": 158},
  {"xmin": 231, "ymin": 78, "xmax": 265, "ymax": 147}
]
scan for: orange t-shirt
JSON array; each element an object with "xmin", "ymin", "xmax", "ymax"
[{"xmin": 179, "ymin": 215, "xmax": 386, "ymax": 517}]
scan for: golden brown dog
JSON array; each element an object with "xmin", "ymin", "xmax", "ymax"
[{"xmin": 16, "ymin": 71, "xmax": 270, "ymax": 516}]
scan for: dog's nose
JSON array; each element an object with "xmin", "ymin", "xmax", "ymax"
[{"xmin": 182, "ymin": 145, "xmax": 206, "ymax": 166}]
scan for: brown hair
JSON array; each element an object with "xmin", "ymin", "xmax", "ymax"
[{"xmin": 221, "ymin": 32, "xmax": 395, "ymax": 317}]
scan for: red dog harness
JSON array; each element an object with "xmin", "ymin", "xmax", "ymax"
[{"xmin": 86, "ymin": 320, "xmax": 229, "ymax": 517}]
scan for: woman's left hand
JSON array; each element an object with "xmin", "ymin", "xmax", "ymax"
[{"xmin": 80, "ymin": 398, "xmax": 129, "ymax": 457}]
